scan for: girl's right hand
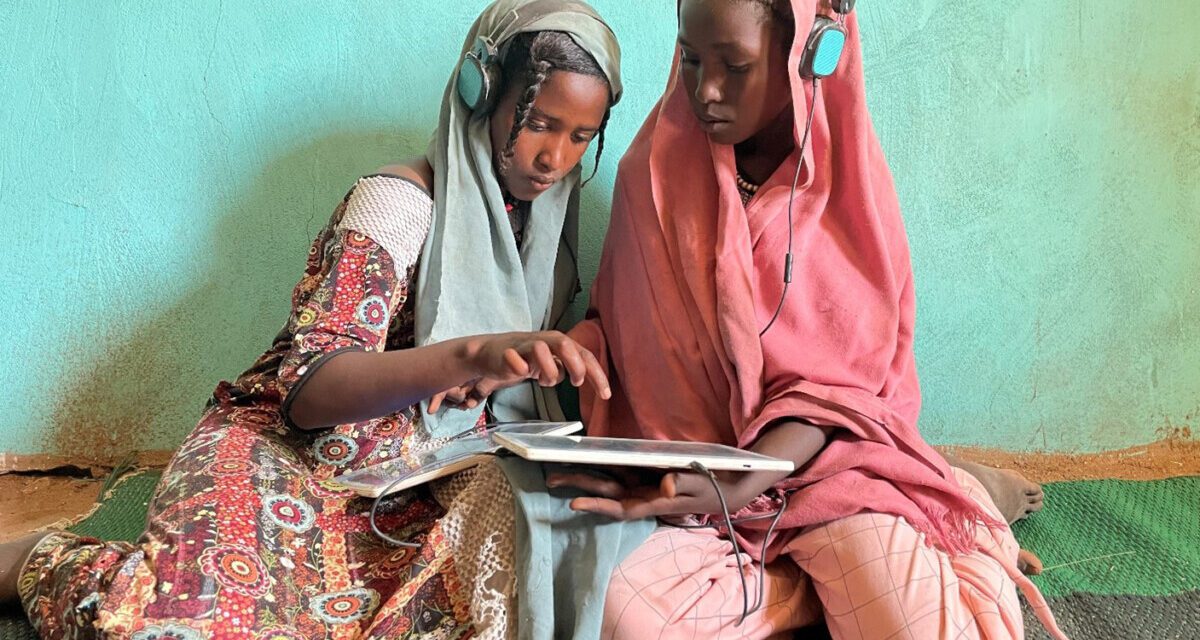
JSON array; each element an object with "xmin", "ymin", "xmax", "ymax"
[{"xmin": 428, "ymin": 331, "xmax": 611, "ymax": 413}]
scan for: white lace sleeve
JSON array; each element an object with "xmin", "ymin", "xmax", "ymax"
[{"xmin": 336, "ymin": 175, "xmax": 434, "ymax": 278}]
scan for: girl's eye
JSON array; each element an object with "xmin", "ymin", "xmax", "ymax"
[
  {"xmin": 727, "ymin": 64, "xmax": 751, "ymax": 74},
  {"xmin": 527, "ymin": 121, "xmax": 549, "ymax": 132},
  {"xmin": 572, "ymin": 134, "xmax": 595, "ymax": 144}
]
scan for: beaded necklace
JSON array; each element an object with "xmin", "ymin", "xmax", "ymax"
[{"xmin": 735, "ymin": 171, "xmax": 760, "ymax": 206}]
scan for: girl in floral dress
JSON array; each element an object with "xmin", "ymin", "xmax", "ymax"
[{"xmin": 0, "ymin": 2, "xmax": 621, "ymax": 638}]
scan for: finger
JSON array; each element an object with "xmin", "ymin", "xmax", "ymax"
[
  {"xmin": 620, "ymin": 495, "xmax": 696, "ymax": 520},
  {"xmin": 579, "ymin": 349, "xmax": 612, "ymax": 399},
  {"xmin": 503, "ymin": 347, "xmax": 531, "ymax": 378},
  {"xmin": 660, "ymin": 473, "xmax": 681, "ymax": 499},
  {"xmin": 1018, "ymin": 549, "xmax": 1044, "ymax": 575},
  {"xmin": 473, "ymin": 378, "xmax": 501, "ymax": 398},
  {"xmin": 546, "ymin": 472, "xmax": 626, "ymax": 499},
  {"xmin": 530, "ymin": 341, "xmax": 560, "ymax": 386},
  {"xmin": 667, "ymin": 472, "xmax": 715, "ymax": 498},
  {"xmin": 572, "ymin": 491, "xmax": 696, "ymax": 520},
  {"xmin": 549, "ymin": 339, "xmax": 587, "ymax": 387},
  {"xmin": 428, "ymin": 391, "xmax": 448, "ymax": 414},
  {"xmin": 568, "ymin": 497, "xmax": 633, "ymax": 519},
  {"xmin": 441, "ymin": 384, "xmax": 479, "ymax": 411}
]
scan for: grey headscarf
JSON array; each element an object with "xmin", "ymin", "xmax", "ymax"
[{"xmin": 417, "ymin": 0, "xmax": 623, "ymax": 438}]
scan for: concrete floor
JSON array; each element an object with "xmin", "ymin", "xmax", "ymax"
[{"xmin": 0, "ymin": 475, "xmax": 101, "ymax": 544}]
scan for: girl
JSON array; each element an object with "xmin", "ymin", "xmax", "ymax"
[
  {"xmin": 558, "ymin": 0, "xmax": 1065, "ymax": 638},
  {"xmin": 0, "ymin": 1, "xmax": 620, "ymax": 638}
]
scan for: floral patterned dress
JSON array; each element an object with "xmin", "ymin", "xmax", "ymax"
[{"xmin": 19, "ymin": 176, "xmax": 522, "ymax": 640}]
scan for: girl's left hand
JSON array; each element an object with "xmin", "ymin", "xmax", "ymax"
[
  {"xmin": 545, "ymin": 468, "xmax": 752, "ymax": 520},
  {"xmin": 427, "ymin": 379, "xmax": 497, "ymax": 413}
]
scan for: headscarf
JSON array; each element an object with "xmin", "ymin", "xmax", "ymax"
[
  {"xmin": 573, "ymin": 0, "xmax": 999, "ymax": 555},
  {"xmin": 418, "ymin": 0, "xmax": 622, "ymax": 438}
]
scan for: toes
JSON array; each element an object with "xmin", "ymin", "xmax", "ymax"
[
  {"xmin": 1018, "ymin": 549, "xmax": 1044, "ymax": 575},
  {"xmin": 1009, "ymin": 497, "xmax": 1043, "ymax": 523}
]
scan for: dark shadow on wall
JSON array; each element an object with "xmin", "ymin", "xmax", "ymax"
[{"xmin": 44, "ymin": 128, "xmax": 430, "ymax": 466}]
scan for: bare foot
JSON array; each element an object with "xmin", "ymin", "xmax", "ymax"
[
  {"xmin": 944, "ymin": 455, "xmax": 1044, "ymax": 524},
  {"xmin": 0, "ymin": 532, "xmax": 53, "ymax": 605},
  {"xmin": 1018, "ymin": 548, "xmax": 1044, "ymax": 575}
]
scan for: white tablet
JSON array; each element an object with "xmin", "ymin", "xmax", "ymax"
[
  {"xmin": 491, "ymin": 432, "xmax": 795, "ymax": 472},
  {"xmin": 332, "ymin": 421, "xmax": 583, "ymax": 498}
]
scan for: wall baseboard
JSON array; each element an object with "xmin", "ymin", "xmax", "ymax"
[
  {"xmin": 3, "ymin": 439, "xmax": 1196, "ymax": 483},
  {"xmin": 941, "ymin": 439, "xmax": 1199, "ymax": 483},
  {"xmin": 0, "ymin": 450, "xmax": 175, "ymax": 475}
]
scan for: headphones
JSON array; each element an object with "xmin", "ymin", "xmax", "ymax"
[
  {"xmin": 456, "ymin": 0, "xmax": 608, "ymax": 112},
  {"xmin": 760, "ymin": 0, "xmax": 856, "ymax": 337},
  {"xmin": 800, "ymin": 0, "xmax": 855, "ymax": 79}
]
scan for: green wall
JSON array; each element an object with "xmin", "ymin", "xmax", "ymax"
[{"xmin": 1, "ymin": 1, "xmax": 1196, "ymax": 461}]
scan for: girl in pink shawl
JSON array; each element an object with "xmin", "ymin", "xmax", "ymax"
[{"xmin": 553, "ymin": 1, "xmax": 1068, "ymax": 638}]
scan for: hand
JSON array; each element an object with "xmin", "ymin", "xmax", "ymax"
[
  {"xmin": 428, "ymin": 331, "xmax": 611, "ymax": 413},
  {"xmin": 545, "ymin": 467, "xmax": 752, "ymax": 520},
  {"xmin": 427, "ymin": 377, "xmax": 507, "ymax": 413}
]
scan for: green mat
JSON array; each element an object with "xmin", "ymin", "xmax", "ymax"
[
  {"xmin": 3, "ymin": 473, "xmax": 1197, "ymax": 639},
  {"xmin": 1013, "ymin": 476, "xmax": 1199, "ymax": 597},
  {"xmin": 1011, "ymin": 476, "xmax": 1200, "ymax": 639},
  {"xmin": 65, "ymin": 472, "xmax": 160, "ymax": 543}
]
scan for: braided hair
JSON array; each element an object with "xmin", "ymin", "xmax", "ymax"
[{"xmin": 497, "ymin": 31, "xmax": 613, "ymax": 185}]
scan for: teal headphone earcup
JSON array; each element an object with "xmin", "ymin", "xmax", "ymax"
[
  {"xmin": 457, "ymin": 56, "xmax": 489, "ymax": 111},
  {"xmin": 800, "ymin": 16, "xmax": 847, "ymax": 80},
  {"xmin": 457, "ymin": 38, "xmax": 500, "ymax": 111}
]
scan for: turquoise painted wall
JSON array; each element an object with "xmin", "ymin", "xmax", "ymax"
[{"xmin": 1, "ymin": 1, "xmax": 1196, "ymax": 460}]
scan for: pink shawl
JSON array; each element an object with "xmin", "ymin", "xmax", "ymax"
[{"xmin": 572, "ymin": 0, "xmax": 1000, "ymax": 555}]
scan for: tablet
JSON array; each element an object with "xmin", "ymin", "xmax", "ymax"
[
  {"xmin": 332, "ymin": 421, "xmax": 583, "ymax": 498},
  {"xmin": 491, "ymin": 432, "xmax": 795, "ymax": 472}
]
